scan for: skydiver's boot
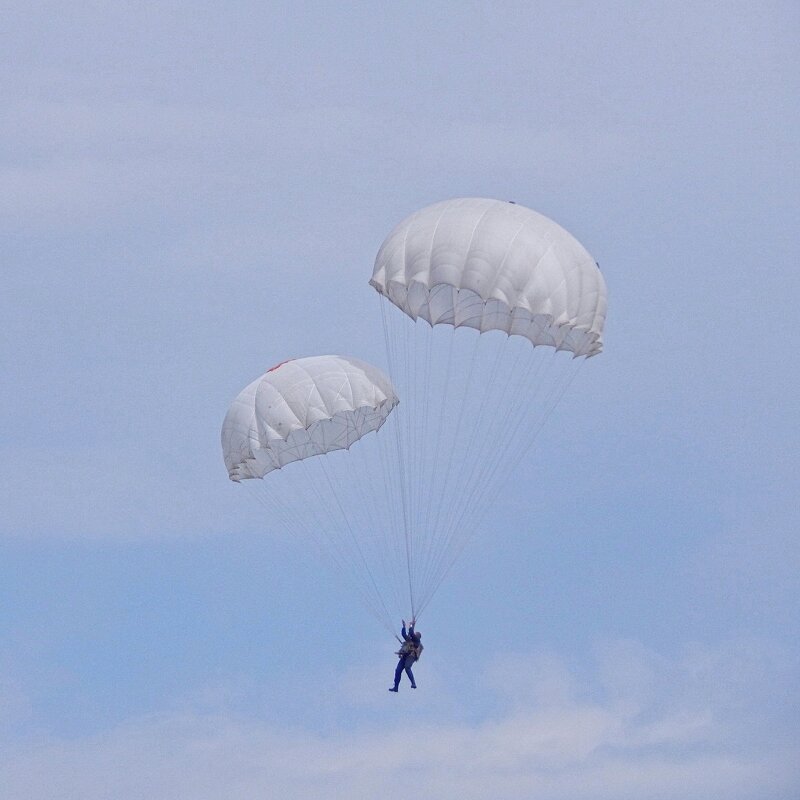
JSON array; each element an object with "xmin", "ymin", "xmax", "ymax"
[{"xmin": 388, "ymin": 687, "xmax": 398, "ymax": 692}]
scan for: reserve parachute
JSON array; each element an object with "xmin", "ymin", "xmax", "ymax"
[
  {"xmin": 222, "ymin": 355, "xmax": 406, "ymax": 631},
  {"xmin": 222, "ymin": 355, "xmax": 398, "ymax": 480}
]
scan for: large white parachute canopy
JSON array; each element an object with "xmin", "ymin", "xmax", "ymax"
[
  {"xmin": 371, "ymin": 197, "xmax": 607, "ymax": 356},
  {"xmin": 222, "ymin": 355, "xmax": 398, "ymax": 481},
  {"xmin": 369, "ymin": 198, "xmax": 608, "ymax": 619}
]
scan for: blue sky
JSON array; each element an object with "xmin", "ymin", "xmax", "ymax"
[{"xmin": 2, "ymin": 2, "xmax": 799, "ymax": 797}]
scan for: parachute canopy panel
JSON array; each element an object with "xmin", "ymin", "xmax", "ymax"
[
  {"xmin": 222, "ymin": 355, "xmax": 399, "ymax": 481},
  {"xmin": 370, "ymin": 197, "xmax": 607, "ymax": 357}
]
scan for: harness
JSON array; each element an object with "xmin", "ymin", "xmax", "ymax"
[{"xmin": 396, "ymin": 638, "xmax": 423, "ymax": 661}]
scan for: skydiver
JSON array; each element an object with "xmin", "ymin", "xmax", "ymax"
[{"xmin": 389, "ymin": 619, "xmax": 423, "ymax": 692}]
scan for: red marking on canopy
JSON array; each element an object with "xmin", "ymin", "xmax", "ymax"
[{"xmin": 266, "ymin": 359, "xmax": 293, "ymax": 373}]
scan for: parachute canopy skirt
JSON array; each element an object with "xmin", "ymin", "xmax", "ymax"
[
  {"xmin": 370, "ymin": 197, "xmax": 607, "ymax": 357},
  {"xmin": 221, "ymin": 355, "xmax": 399, "ymax": 482}
]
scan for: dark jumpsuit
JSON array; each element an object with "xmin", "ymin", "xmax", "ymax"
[{"xmin": 393, "ymin": 623, "xmax": 420, "ymax": 690}]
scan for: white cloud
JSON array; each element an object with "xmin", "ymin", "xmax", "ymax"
[
  {"xmin": 2, "ymin": 642, "xmax": 797, "ymax": 800},
  {"xmin": 0, "ymin": 706, "xmax": 792, "ymax": 800}
]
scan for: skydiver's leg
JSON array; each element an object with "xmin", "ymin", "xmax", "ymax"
[
  {"xmin": 391, "ymin": 659, "xmax": 404, "ymax": 691},
  {"xmin": 405, "ymin": 664, "xmax": 416, "ymax": 688}
]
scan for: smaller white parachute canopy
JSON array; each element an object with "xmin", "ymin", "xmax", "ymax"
[
  {"xmin": 222, "ymin": 355, "xmax": 399, "ymax": 482},
  {"xmin": 370, "ymin": 197, "xmax": 607, "ymax": 356}
]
